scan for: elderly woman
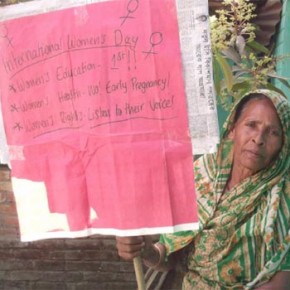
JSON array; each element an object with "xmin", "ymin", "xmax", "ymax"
[{"xmin": 116, "ymin": 89, "xmax": 290, "ymax": 289}]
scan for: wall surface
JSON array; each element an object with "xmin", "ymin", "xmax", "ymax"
[{"xmin": 274, "ymin": 0, "xmax": 290, "ymax": 100}]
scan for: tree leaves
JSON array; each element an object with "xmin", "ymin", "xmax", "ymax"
[{"xmin": 210, "ymin": 0, "xmax": 290, "ymax": 112}]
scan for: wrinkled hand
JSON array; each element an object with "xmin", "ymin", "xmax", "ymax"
[
  {"xmin": 116, "ymin": 236, "xmax": 173, "ymax": 271},
  {"xmin": 116, "ymin": 236, "xmax": 153, "ymax": 261}
]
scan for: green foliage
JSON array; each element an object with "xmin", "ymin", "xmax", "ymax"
[{"xmin": 210, "ymin": 0, "xmax": 290, "ymax": 111}]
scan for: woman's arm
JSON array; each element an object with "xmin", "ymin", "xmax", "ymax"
[{"xmin": 255, "ymin": 271, "xmax": 290, "ymax": 289}]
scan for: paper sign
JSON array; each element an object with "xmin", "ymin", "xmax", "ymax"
[{"xmin": 0, "ymin": 0, "xmax": 198, "ymax": 241}]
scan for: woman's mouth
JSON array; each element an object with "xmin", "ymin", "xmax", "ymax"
[{"xmin": 245, "ymin": 150, "xmax": 263, "ymax": 159}]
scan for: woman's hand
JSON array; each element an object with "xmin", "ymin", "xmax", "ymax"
[
  {"xmin": 116, "ymin": 236, "xmax": 173, "ymax": 271},
  {"xmin": 116, "ymin": 236, "xmax": 147, "ymax": 261}
]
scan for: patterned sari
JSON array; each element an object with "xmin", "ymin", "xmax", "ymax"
[{"xmin": 160, "ymin": 90, "xmax": 290, "ymax": 289}]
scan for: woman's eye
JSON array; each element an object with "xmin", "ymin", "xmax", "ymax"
[
  {"xmin": 246, "ymin": 121, "xmax": 256, "ymax": 128},
  {"xmin": 271, "ymin": 130, "xmax": 281, "ymax": 137}
]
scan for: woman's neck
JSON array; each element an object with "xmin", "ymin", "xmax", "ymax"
[{"xmin": 226, "ymin": 164, "xmax": 255, "ymax": 191}]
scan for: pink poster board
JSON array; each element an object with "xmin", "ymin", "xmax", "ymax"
[{"xmin": 0, "ymin": 0, "xmax": 198, "ymax": 241}]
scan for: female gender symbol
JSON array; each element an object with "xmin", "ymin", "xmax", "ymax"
[
  {"xmin": 120, "ymin": 0, "xmax": 139, "ymax": 26},
  {"xmin": 143, "ymin": 32, "xmax": 163, "ymax": 59},
  {"xmin": 0, "ymin": 24, "xmax": 13, "ymax": 47}
]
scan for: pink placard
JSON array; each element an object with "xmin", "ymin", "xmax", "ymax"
[{"xmin": 0, "ymin": 0, "xmax": 198, "ymax": 240}]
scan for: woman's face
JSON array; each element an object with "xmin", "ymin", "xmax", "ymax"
[{"xmin": 229, "ymin": 98, "xmax": 283, "ymax": 176}]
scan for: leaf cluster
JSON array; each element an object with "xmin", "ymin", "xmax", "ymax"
[{"xmin": 210, "ymin": 0, "xmax": 290, "ymax": 111}]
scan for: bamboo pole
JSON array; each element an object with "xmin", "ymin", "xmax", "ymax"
[{"xmin": 133, "ymin": 256, "xmax": 146, "ymax": 290}]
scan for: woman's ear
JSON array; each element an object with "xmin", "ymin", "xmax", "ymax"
[{"xmin": 228, "ymin": 127, "xmax": 235, "ymax": 140}]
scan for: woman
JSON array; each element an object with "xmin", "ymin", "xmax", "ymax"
[{"xmin": 116, "ymin": 89, "xmax": 290, "ymax": 289}]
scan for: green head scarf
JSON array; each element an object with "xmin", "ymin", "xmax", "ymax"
[{"xmin": 219, "ymin": 89, "xmax": 289, "ymax": 182}]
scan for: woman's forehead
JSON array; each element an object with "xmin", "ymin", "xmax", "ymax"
[{"xmin": 239, "ymin": 98, "xmax": 280, "ymax": 121}]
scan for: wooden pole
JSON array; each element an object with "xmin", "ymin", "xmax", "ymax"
[{"xmin": 133, "ymin": 256, "xmax": 146, "ymax": 290}]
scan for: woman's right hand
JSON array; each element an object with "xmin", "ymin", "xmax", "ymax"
[
  {"xmin": 116, "ymin": 235, "xmax": 173, "ymax": 271},
  {"xmin": 116, "ymin": 236, "xmax": 147, "ymax": 261}
]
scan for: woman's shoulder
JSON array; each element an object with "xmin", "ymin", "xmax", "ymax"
[
  {"xmin": 193, "ymin": 153, "xmax": 218, "ymax": 214},
  {"xmin": 194, "ymin": 152, "xmax": 217, "ymax": 182}
]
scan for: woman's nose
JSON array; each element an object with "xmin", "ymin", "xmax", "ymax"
[{"xmin": 252, "ymin": 132, "xmax": 265, "ymax": 146}]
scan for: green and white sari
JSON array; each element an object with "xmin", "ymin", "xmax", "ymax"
[{"xmin": 160, "ymin": 90, "xmax": 290, "ymax": 289}]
